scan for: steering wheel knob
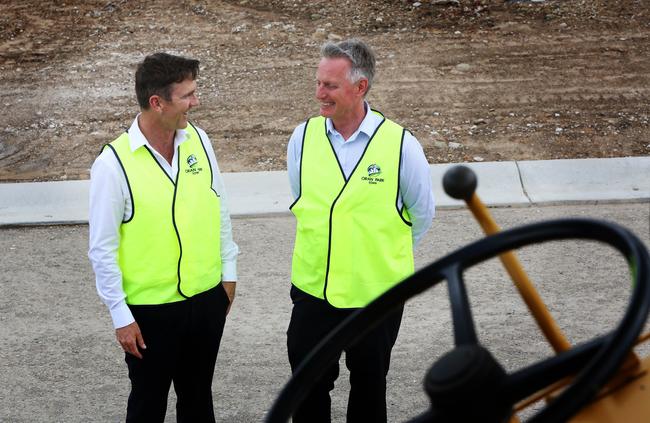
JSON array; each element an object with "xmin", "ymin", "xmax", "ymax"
[{"xmin": 442, "ymin": 165, "xmax": 478, "ymax": 200}]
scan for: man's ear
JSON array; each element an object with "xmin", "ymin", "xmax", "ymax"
[
  {"xmin": 149, "ymin": 95, "xmax": 163, "ymax": 111},
  {"xmin": 357, "ymin": 78, "xmax": 369, "ymax": 97}
]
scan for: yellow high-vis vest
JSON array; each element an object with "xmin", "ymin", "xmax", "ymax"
[
  {"xmin": 290, "ymin": 112, "xmax": 414, "ymax": 308},
  {"xmin": 105, "ymin": 123, "xmax": 222, "ymax": 305}
]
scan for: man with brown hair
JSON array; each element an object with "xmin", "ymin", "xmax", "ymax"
[{"xmin": 88, "ymin": 52, "xmax": 238, "ymax": 422}]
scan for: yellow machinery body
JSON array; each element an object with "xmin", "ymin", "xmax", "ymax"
[{"xmin": 571, "ymin": 354, "xmax": 650, "ymax": 422}]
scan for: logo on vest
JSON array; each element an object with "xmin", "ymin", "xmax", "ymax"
[
  {"xmin": 185, "ymin": 154, "xmax": 203, "ymax": 174},
  {"xmin": 367, "ymin": 164, "xmax": 381, "ymax": 176},
  {"xmin": 361, "ymin": 163, "xmax": 384, "ymax": 184}
]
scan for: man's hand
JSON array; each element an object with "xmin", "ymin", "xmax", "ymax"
[
  {"xmin": 222, "ymin": 281, "xmax": 236, "ymax": 315},
  {"xmin": 116, "ymin": 321, "xmax": 146, "ymax": 359}
]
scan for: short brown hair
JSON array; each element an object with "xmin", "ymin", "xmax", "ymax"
[{"xmin": 135, "ymin": 52, "xmax": 199, "ymax": 109}]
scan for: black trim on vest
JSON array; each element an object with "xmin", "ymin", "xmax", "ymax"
[
  {"xmin": 189, "ymin": 121, "xmax": 220, "ymax": 198},
  {"xmin": 143, "ymin": 144, "xmax": 175, "ymax": 185},
  {"xmin": 105, "ymin": 141, "xmax": 136, "ymax": 224},
  {"xmin": 289, "ymin": 120, "xmax": 309, "ymax": 210},
  {"xmin": 98, "ymin": 143, "xmax": 109, "ymax": 157},
  {"xmin": 371, "ymin": 108, "xmax": 385, "ymax": 118},
  {"xmin": 396, "ymin": 129, "xmax": 413, "ymax": 227},
  {"xmin": 322, "ymin": 116, "xmax": 387, "ymax": 305},
  {"xmin": 172, "ymin": 145, "xmax": 190, "ymax": 299}
]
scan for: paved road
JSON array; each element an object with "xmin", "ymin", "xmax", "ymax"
[{"xmin": 1, "ymin": 202, "xmax": 649, "ymax": 422}]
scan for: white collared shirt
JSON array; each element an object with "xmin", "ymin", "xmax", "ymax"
[
  {"xmin": 287, "ymin": 103, "xmax": 435, "ymax": 246},
  {"xmin": 88, "ymin": 115, "xmax": 239, "ymax": 329}
]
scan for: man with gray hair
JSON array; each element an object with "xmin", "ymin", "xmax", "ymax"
[{"xmin": 286, "ymin": 39, "xmax": 435, "ymax": 422}]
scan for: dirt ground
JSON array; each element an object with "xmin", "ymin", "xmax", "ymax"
[
  {"xmin": 1, "ymin": 204, "xmax": 649, "ymax": 422},
  {"xmin": 0, "ymin": 0, "xmax": 649, "ymax": 182}
]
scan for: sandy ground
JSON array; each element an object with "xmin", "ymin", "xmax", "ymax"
[
  {"xmin": 1, "ymin": 203, "xmax": 649, "ymax": 422},
  {"xmin": 1, "ymin": 0, "xmax": 649, "ymax": 182}
]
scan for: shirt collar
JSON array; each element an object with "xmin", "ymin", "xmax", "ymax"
[
  {"xmin": 325, "ymin": 101, "xmax": 382, "ymax": 140},
  {"xmin": 127, "ymin": 113, "xmax": 189, "ymax": 152}
]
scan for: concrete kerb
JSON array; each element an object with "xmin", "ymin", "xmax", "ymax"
[
  {"xmin": 518, "ymin": 156, "xmax": 650, "ymax": 204},
  {"xmin": 223, "ymin": 171, "xmax": 292, "ymax": 216},
  {"xmin": 431, "ymin": 160, "xmax": 529, "ymax": 208},
  {"xmin": 0, "ymin": 157, "xmax": 648, "ymax": 227},
  {"xmin": 0, "ymin": 180, "xmax": 90, "ymax": 227}
]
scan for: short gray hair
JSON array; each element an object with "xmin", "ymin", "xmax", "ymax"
[{"xmin": 321, "ymin": 39, "xmax": 376, "ymax": 94}]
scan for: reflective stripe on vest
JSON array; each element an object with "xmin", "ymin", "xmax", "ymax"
[
  {"xmin": 290, "ymin": 112, "xmax": 414, "ymax": 308},
  {"xmin": 106, "ymin": 123, "xmax": 222, "ymax": 305}
]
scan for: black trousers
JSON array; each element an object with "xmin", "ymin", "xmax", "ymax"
[
  {"xmin": 287, "ymin": 285, "xmax": 404, "ymax": 423},
  {"xmin": 125, "ymin": 283, "xmax": 230, "ymax": 423}
]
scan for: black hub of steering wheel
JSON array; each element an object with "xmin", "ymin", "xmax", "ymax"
[
  {"xmin": 266, "ymin": 218, "xmax": 650, "ymax": 423},
  {"xmin": 422, "ymin": 344, "xmax": 510, "ymax": 422}
]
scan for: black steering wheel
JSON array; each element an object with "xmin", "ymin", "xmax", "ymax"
[{"xmin": 266, "ymin": 218, "xmax": 650, "ymax": 422}]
